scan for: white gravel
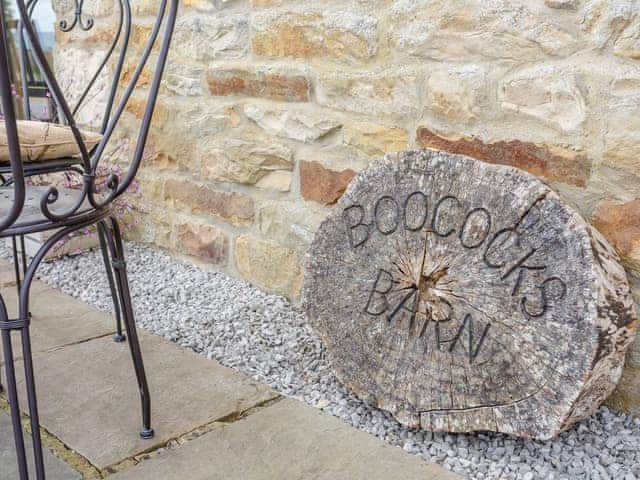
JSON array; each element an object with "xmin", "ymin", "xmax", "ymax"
[{"xmin": 19, "ymin": 242, "xmax": 640, "ymax": 479}]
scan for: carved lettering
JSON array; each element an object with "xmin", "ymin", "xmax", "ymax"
[
  {"xmin": 404, "ymin": 191, "xmax": 429, "ymax": 232},
  {"xmin": 460, "ymin": 207, "xmax": 492, "ymax": 249},
  {"xmin": 431, "ymin": 195, "xmax": 461, "ymax": 238},
  {"xmin": 448, "ymin": 314, "xmax": 491, "ymax": 362},
  {"xmin": 364, "ymin": 269, "xmax": 396, "ymax": 315},
  {"xmin": 343, "ymin": 204, "xmax": 370, "ymax": 248},
  {"xmin": 374, "ymin": 196, "xmax": 400, "ymax": 235}
]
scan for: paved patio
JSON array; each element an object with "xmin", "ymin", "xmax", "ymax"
[{"xmin": 0, "ymin": 262, "xmax": 458, "ymax": 479}]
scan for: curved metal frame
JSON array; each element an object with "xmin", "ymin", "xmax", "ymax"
[{"xmin": 0, "ymin": 0, "xmax": 179, "ymax": 478}]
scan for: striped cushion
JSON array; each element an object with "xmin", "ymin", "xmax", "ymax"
[{"xmin": 0, "ymin": 120, "xmax": 102, "ymax": 164}]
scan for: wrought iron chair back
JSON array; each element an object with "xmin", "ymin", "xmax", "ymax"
[{"xmin": 3, "ymin": 0, "xmax": 178, "ymax": 229}]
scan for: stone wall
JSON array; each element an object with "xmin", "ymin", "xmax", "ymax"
[{"xmin": 53, "ymin": 0, "xmax": 640, "ymax": 414}]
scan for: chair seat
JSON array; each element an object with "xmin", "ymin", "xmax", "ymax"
[
  {"xmin": 0, "ymin": 120, "xmax": 102, "ymax": 164},
  {"xmin": 0, "ymin": 185, "xmax": 108, "ymax": 237},
  {"xmin": 0, "ymin": 156, "xmax": 83, "ymax": 176}
]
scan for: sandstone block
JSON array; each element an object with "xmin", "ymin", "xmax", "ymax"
[
  {"xmin": 176, "ymin": 221, "xmax": 228, "ymax": 264},
  {"xmin": 343, "ymin": 122, "xmax": 408, "ymax": 157},
  {"xmin": 593, "ymin": 199, "xmax": 640, "ymax": 277},
  {"xmin": 132, "ymin": 0, "xmax": 162, "ymax": 15},
  {"xmin": 389, "ymin": 0, "xmax": 578, "ymax": 62},
  {"xmin": 125, "ymin": 95, "xmax": 169, "ymax": 125},
  {"xmin": 82, "ymin": 0, "xmax": 115, "ymax": 17},
  {"xmin": 258, "ymin": 200, "xmax": 328, "ymax": 247},
  {"xmin": 416, "ymin": 127, "xmax": 592, "ymax": 188},
  {"xmin": 426, "ymin": 66, "xmax": 487, "ymax": 124},
  {"xmin": 164, "ymin": 178, "xmax": 255, "ymax": 226},
  {"xmin": 234, "ymin": 235, "xmax": 302, "ymax": 297},
  {"xmin": 255, "ymin": 170, "xmax": 292, "ymax": 192},
  {"xmin": 582, "ymin": 0, "xmax": 636, "ymax": 50},
  {"xmin": 251, "ymin": 11, "xmax": 378, "ymax": 63},
  {"xmin": 208, "ymin": 67, "xmax": 311, "ymax": 102},
  {"xmin": 316, "ymin": 70, "xmax": 420, "ymax": 119},
  {"xmin": 149, "ymin": 103, "xmax": 236, "ymax": 167},
  {"xmin": 183, "ymin": 0, "xmax": 242, "ymax": 10},
  {"xmin": 173, "ymin": 14, "xmax": 248, "ymax": 62},
  {"xmin": 299, "ymin": 160, "xmax": 356, "ymax": 205},
  {"xmin": 163, "ymin": 64, "xmax": 205, "ymax": 97},
  {"xmin": 201, "ymin": 138, "xmax": 293, "ymax": 186},
  {"xmin": 603, "ymin": 103, "xmax": 640, "ymax": 173},
  {"xmin": 55, "ymin": 46, "xmax": 109, "ymax": 128},
  {"xmin": 500, "ymin": 66, "xmax": 586, "ymax": 134},
  {"xmin": 243, "ymin": 104, "xmax": 341, "ymax": 143}
]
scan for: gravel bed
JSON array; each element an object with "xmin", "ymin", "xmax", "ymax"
[{"xmin": 16, "ymin": 242, "xmax": 640, "ymax": 479}]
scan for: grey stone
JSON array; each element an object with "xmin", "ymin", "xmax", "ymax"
[
  {"xmin": 1, "ymin": 332, "xmax": 277, "ymax": 469},
  {"xmin": 0, "ymin": 281, "xmax": 115, "ymax": 362},
  {"xmin": 110, "ymin": 398, "xmax": 460, "ymax": 480},
  {"xmin": 0, "ymin": 259, "xmax": 15, "ymax": 287},
  {"xmin": 303, "ymin": 149, "xmax": 638, "ymax": 440},
  {"xmin": 0, "ymin": 410, "xmax": 81, "ymax": 480}
]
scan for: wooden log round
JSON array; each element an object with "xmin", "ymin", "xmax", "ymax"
[{"xmin": 302, "ymin": 149, "xmax": 638, "ymax": 440}]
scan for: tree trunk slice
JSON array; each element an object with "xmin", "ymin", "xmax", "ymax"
[{"xmin": 302, "ymin": 149, "xmax": 638, "ymax": 440}]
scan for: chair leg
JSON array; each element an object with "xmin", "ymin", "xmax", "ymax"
[
  {"xmin": 100, "ymin": 218, "xmax": 154, "ymax": 439},
  {"xmin": 20, "ymin": 323, "xmax": 46, "ymax": 479},
  {"xmin": 1, "ymin": 322, "xmax": 29, "ymax": 480},
  {"xmin": 2, "ymin": 289, "xmax": 45, "ymax": 479},
  {"xmin": 97, "ymin": 223, "xmax": 126, "ymax": 343}
]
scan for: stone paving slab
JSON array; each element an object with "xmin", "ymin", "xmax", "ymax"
[
  {"xmin": 110, "ymin": 398, "xmax": 460, "ymax": 480},
  {"xmin": 0, "ymin": 260, "xmax": 15, "ymax": 288},
  {"xmin": 1, "ymin": 332, "xmax": 278, "ymax": 470},
  {"xmin": 0, "ymin": 410, "xmax": 81, "ymax": 480},
  {"xmin": 0, "ymin": 281, "xmax": 115, "ymax": 362}
]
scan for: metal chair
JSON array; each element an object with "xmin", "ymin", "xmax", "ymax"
[{"xmin": 0, "ymin": 0, "xmax": 178, "ymax": 478}]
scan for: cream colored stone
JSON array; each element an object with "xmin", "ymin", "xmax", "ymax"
[
  {"xmin": 316, "ymin": 70, "xmax": 421, "ymax": 119},
  {"xmin": 173, "ymin": 14, "xmax": 248, "ymax": 62},
  {"xmin": 255, "ymin": 170, "xmax": 292, "ymax": 191},
  {"xmin": 582, "ymin": 0, "xmax": 637, "ymax": 50},
  {"xmin": 54, "ymin": 47, "xmax": 109, "ymax": 128},
  {"xmin": 234, "ymin": 235, "xmax": 302, "ymax": 297},
  {"xmin": 603, "ymin": 101, "xmax": 640, "ymax": 172},
  {"xmin": 500, "ymin": 65, "xmax": 586, "ymax": 133},
  {"xmin": 343, "ymin": 122, "xmax": 408, "ymax": 157},
  {"xmin": 243, "ymin": 104, "xmax": 341, "ymax": 143},
  {"xmin": 426, "ymin": 66, "xmax": 486, "ymax": 124},
  {"xmin": 251, "ymin": 10, "xmax": 378, "ymax": 63},
  {"xmin": 82, "ymin": 0, "xmax": 115, "ymax": 17},
  {"xmin": 163, "ymin": 64, "xmax": 205, "ymax": 97},
  {"xmin": 183, "ymin": 0, "xmax": 241, "ymax": 11},
  {"xmin": 149, "ymin": 103, "xmax": 234, "ymax": 166},
  {"xmin": 201, "ymin": 138, "xmax": 293, "ymax": 185},
  {"xmin": 132, "ymin": 0, "xmax": 162, "ymax": 15},
  {"xmin": 257, "ymin": 200, "xmax": 328, "ymax": 247},
  {"xmin": 390, "ymin": 0, "xmax": 579, "ymax": 62},
  {"xmin": 615, "ymin": 19, "xmax": 640, "ymax": 60}
]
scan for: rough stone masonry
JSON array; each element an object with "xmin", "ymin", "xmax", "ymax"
[
  {"xmin": 52, "ymin": 0, "xmax": 640, "ymax": 414},
  {"xmin": 303, "ymin": 150, "xmax": 638, "ymax": 439}
]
